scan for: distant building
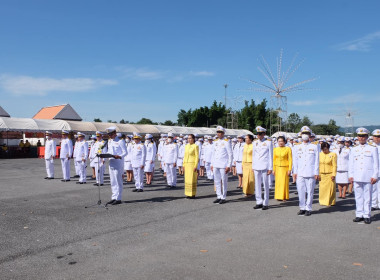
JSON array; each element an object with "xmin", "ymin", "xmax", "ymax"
[
  {"xmin": 0, "ymin": 106, "xmax": 10, "ymax": 117},
  {"xmin": 33, "ymin": 104, "xmax": 82, "ymax": 121}
]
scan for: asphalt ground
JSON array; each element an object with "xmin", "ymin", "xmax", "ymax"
[{"xmin": 0, "ymin": 158, "xmax": 379, "ymax": 280}]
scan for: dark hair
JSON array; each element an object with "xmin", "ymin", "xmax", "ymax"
[
  {"xmin": 277, "ymin": 136, "xmax": 287, "ymax": 144},
  {"xmin": 246, "ymin": 134, "xmax": 254, "ymax": 141},
  {"xmin": 321, "ymin": 142, "xmax": 330, "ymax": 150},
  {"xmin": 188, "ymin": 134, "xmax": 195, "ymax": 141}
]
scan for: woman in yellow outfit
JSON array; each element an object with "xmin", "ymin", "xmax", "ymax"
[
  {"xmin": 273, "ymin": 136, "xmax": 292, "ymax": 200},
  {"xmin": 242, "ymin": 134, "xmax": 255, "ymax": 196},
  {"xmin": 318, "ymin": 142, "xmax": 337, "ymax": 206},
  {"xmin": 183, "ymin": 134, "xmax": 199, "ymax": 199}
]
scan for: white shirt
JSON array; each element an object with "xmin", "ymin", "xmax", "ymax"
[
  {"xmin": 332, "ymin": 146, "xmax": 350, "ymax": 172},
  {"xmin": 292, "ymin": 142, "xmax": 319, "ymax": 177},
  {"xmin": 163, "ymin": 143, "xmax": 178, "ymax": 164},
  {"xmin": 203, "ymin": 142, "xmax": 213, "ymax": 163},
  {"xmin": 90, "ymin": 140, "xmax": 106, "ymax": 164},
  {"xmin": 145, "ymin": 141, "xmax": 157, "ymax": 162},
  {"xmin": 252, "ymin": 139, "xmax": 273, "ymax": 171},
  {"xmin": 60, "ymin": 138, "xmax": 73, "ymax": 159},
  {"xmin": 44, "ymin": 139, "xmax": 56, "ymax": 159},
  {"xmin": 211, "ymin": 138, "xmax": 233, "ymax": 169},
  {"xmin": 131, "ymin": 142, "xmax": 146, "ymax": 168},
  {"xmin": 107, "ymin": 137, "xmax": 127, "ymax": 168},
  {"xmin": 233, "ymin": 142, "xmax": 245, "ymax": 162},
  {"xmin": 73, "ymin": 140, "xmax": 88, "ymax": 161},
  {"xmin": 348, "ymin": 143, "xmax": 379, "ymax": 182}
]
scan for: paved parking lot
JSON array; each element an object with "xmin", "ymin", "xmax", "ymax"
[{"xmin": 0, "ymin": 158, "xmax": 379, "ymax": 280}]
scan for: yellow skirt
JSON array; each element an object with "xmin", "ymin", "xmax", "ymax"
[
  {"xmin": 184, "ymin": 163, "xmax": 197, "ymax": 197},
  {"xmin": 242, "ymin": 162, "xmax": 254, "ymax": 195},
  {"xmin": 274, "ymin": 166, "xmax": 289, "ymax": 200},
  {"xmin": 319, "ymin": 173, "xmax": 336, "ymax": 206}
]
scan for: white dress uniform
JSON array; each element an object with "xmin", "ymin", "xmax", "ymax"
[
  {"xmin": 90, "ymin": 139, "xmax": 106, "ymax": 184},
  {"xmin": 333, "ymin": 145, "xmax": 351, "ymax": 184},
  {"xmin": 107, "ymin": 133, "xmax": 127, "ymax": 201},
  {"xmin": 73, "ymin": 140, "xmax": 81, "ymax": 176},
  {"xmin": 177, "ymin": 143, "xmax": 185, "ymax": 168},
  {"xmin": 73, "ymin": 136, "xmax": 88, "ymax": 183},
  {"xmin": 144, "ymin": 140, "xmax": 157, "ymax": 173},
  {"xmin": 124, "ymin": 140, "xmax": 133, "ymax": 171},
  {"xmin": 233, "ymin": 141, "xmax": 245, "ymax": 175},
  {"xmin": 89, "ymin": 140, "xmax": 97, "ymax": 168},
  {"xmin": 60, "ymin": 134, "xmax": 73, "ymax": 181},
  {"xmin": 195, "ymin": 140, "xmax": 202, "ymax": 170},
  {"xmin": 292, "ymin": 139, "xmax": 319, "ymax": 212},
  {"xmin": 252, "ymin": 132, "xmax": 273, "ymax": 207},
  {"xmin": 211, "ymin": 128, "xmax": 233, "ymax": 201},
  {"xmin": 44, "ymin": 136, "xmax": 56, "ymax": 178},
  {"xmin": 371, "ymin": 129, "xmax": 380, "ymax": 209},
  {"xmin": 349, "ymin": 134, "xmax": 379, "ymax": 219},
  {"xmin": 131, "ymin": 137, "xmax": 146, "ymax": 190},
  {"xmin": 203, "ymin": 140, "xmax": 214, "ymax": 180},
  {"xmin": 163, "ymin": 139, "xmax": 178, "ymax": 187}
]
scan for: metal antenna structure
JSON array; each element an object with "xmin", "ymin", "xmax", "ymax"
[
  {"xmin": 227, "ymin": 95, "xmax": 245, "ymax": 129},
  {"xmin": 242, "ymin": 49, "xmax": 317, "ymax": 135},
  {"xmin": 339, "ymin": 108, "xmax": 357, "ymax": 137}
]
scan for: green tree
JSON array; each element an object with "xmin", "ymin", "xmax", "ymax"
[
  {"xmin": 119, "ymin": 119, "xmax": 126, "ymax": 124},
  {"xmin": 287, "ymin": 113, "xmax": 301, "ymax": 132},
  {"xmin": 93, "ymin": 118, "xmax": 102, "ymax": 122},
  {"xmin": 137, "ymin": 118, "xmax": 155, "ymax": 125},
  {"xmin": 163, "ymin": 120, "xmax": 176, "ymax": 126}
]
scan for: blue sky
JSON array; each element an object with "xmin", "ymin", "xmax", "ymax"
[{"xmin": 1, "ymin": 0, "xmax": 380, "ymax": 126}]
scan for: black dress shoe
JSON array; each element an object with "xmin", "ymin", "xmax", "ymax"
[
  {"xmin": 137, "ymin": 189, "xmax": 144, "ymax": 192},
  {"xmin": 61, "ymin": 179, "xmax": 70, "ymax": 182},
  {"xmin": 297, "ymin": 210, "xmax": 306, "ymax": 215},
  {"xmin": 48, "ymin": 177, "xmax": 54, "ymax": 180},
  {"xmin": 305, "ymin": 211, "xmax": 311, "ymax": 216},
  {"xmin": 74, "ymin": 175, "xmax": 80, "ymax": 178},
  {"xmin": 371, "ymin": 207, "xmax": 378, "ymax": 211},
  {"xmin": 106, "ymin": 199, "xmax": 116, "ymax": 205},
  {"xmin": 213, "ymin": 199, "xmax": 221, "ymax": 204},
  {"xmin": 170, "ymin": 185, "xmax": 176, "ymax": 189},
  {"xmin": 364, "ymin": 218, "xmax": 371, "ymax": 224},
  {"xmin": 253, "ymin": 204, "xmax": 263, "ymax": 210},
  {"xmin": 262, "ymin": 206, "xmax": 269, "ymax": 210},
  {"xmin": 353, "ymin": 217, "xmax": 364, "ymax": 222},
  {"xmin": 219, "ymin": 199, "xmax": 226, "ymax": 204},
  {"xmin": 111, "ymin": 200, "xmax": 121, "ymax": 205},
  {"xmin": 44, "ymin": 177, "xmax": 49, "ymax": 179},
  {"xmin": 132, "ymin": 189, "xmax": 138, "ymax": 192},
  {"xmin": 76, "ymin": 182, "xmax": 83, "ymax": 184}
]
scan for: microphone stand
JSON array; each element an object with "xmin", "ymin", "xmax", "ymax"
[{"xmin": 85, "ymin": 154, "xmax": 108, "ymax": 210}]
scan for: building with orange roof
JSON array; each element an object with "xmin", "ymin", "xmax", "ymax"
[{"xmin": 33, "ymin": 104, "xmax": 82, "ymax": 121}]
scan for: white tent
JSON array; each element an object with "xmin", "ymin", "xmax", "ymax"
[{"xmin": 0, "ymin": 117, "xmax": 252, "ymax": 137}]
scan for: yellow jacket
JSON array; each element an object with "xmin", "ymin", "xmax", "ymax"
[
  {"xmin": 183, "ymin": 143, "xmax": 199, "ymax": 167},
  {"xmin": 319, "ymin": 152, "xmax": 337, "ymax": 176},
  {"xmin": 242, "ymin": 143, "xmax": 253, "ymax": 163},
  {"xmin": 273, "ymin": 146, "xmax": 292, "ymax": 172}
]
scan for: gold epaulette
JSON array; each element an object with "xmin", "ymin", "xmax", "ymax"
[
  {"xmin": 369, "ymin": 143, "xmax": 376, "ymax": 147},
  {"xmin": 224, "ymin": 138, "xmax": 229, "ymax": 142}
]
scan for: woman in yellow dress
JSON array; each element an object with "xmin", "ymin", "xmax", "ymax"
[
  {"xmin": 183, "ymin": 134, "xmax": 199, "ymax": 199},
  {"xmin": 242, "ymin": 134, "xmax": 255, "ymax": 196},
  {"xmin": 318, "ymin": 142, "xmax": 337, "ymax": 206},
  {"xmin": 273, "ymin": 136, "xmax": 292, "ymax": 201}
]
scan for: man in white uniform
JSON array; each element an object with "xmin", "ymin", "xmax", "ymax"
[
  {"xmin": 106, "ymin": 127, "xmax": 127, "ymax": 205},
  {"xmin": 371, "ymin": 129, "xmax": 380, "ymax": 211},
  {"xmin": 131, "ymin": 133, "xmax": 146, "ymax": 192},
  {"xmin": 60, "ymin": 130, "xmax": 73, "ymax": 182},
  {"xmin": 73, "ymin": 132, "xmax": 88, "ymax": 184},
  {"xmin": 349, "ymin": 128, "xmax": 379, "ymax": 224},
  {"xmin": 252, "ymin": 127, "xmax": 273, "ymax": 210},
  {"xmin": 292, "ymin": 126, "xmax": 319, "ymax": 216},
  {"xmin": 144, "ymin": 134, "xmax": 156, "ymax": 185},
  {"xmin": 72, "ymin": 135, "xmax": 81, "ymax": 178},
  {"xmin": 233, "ymin": 135, "xmax": 245, "ymax": 189},
  {"xmin": 211, "ymin": 126, "xmax": 233, "ymax": 204},
  {"xmin": 44, "ymin": 131, "xmax": 56, "ymax": 179},
  {"xmin": 89, "ymin": 131, "xmax": 106, "ymax": 186},
  {"xmin": 163, "ymin": 133, "xmax": 178, "ymax": 188},
  {"xmin": 203, "ymin": 136, "xmax": 214, "ymax": 181}
]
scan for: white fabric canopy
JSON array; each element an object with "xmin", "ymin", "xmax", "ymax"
[{"xmin": 0, "ymin": 117, "xmax": 252, "ymax": 136}]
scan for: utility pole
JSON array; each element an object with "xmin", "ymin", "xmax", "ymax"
[{"xmin": 224, "ymin": 84, "xmax": 228, "ymax": 127}]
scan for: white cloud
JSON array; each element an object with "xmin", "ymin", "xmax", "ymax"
[
  {"xmin": 121, "ymin": 67, "xmax": 166, "ymax": 80},
  {"xmin": 335, "ymin": 31, "xmax": 380, "ymax": 52},
  {"xmin": 0, "ymin": 75, "xmax": 118, "ymax": 96},
  {"xmin": 289, "ymin": 100, "xmax": 316, "ymax": 106},
  {"xmin": 189, "ymin": 71, "xmax": 215, "ymax": 77},
  {"xmin": 118, "ymin": 67, "xmax": 215, "ymax": 82}
]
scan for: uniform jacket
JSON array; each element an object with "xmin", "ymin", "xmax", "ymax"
[
  {"xmin": 107, "ymin": 137, "xmax": 128, "ymax": 168},
  {"xmin": 203, "ymin": 142, "xmax": 213, "ymax": 163},
  {"xmin": 163, "ymin": 143, "xmax": 178, "ymax": 164},
  {"xmin": 73, "ymin": 140, "xmax": 89, "ymax": 161},
  {"xmin": 44, "ymin": 139, "xmax": 56, "ymax": 159},
  {"xmin": 348, "ymin": 143, "xmax": 379, "ymax": 182},
  {"xmin": 332, "ymin": 146, "xmax": 350, "ymax": 172},
  {"xmin": 90, "ymin": 140, "xmax": 106, "ymax": 164},
  {"xmin": 293, "ymin": 142, "xmax": 319, "ymax": 177},
  {"xmin": 252, "ymin": 139, "xmax": 273, "ymax": 171},
  {"xmin": 211, "ymin": 138, "xmax": 233, "ymax": 169},
  {"xmin": 60, "ymin": 138, "xmax": 73, "ymax": 159},
  {"xmin": 145, "ymin": 141, "xmax": 157, "ymax": 162},
  {"xmin": 131, "ymin": 142, "xmax": 146, "ymax": 168},
  {"xmin": 233, "ymin": 142, "xmax": 245, "ymax": 163}
]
